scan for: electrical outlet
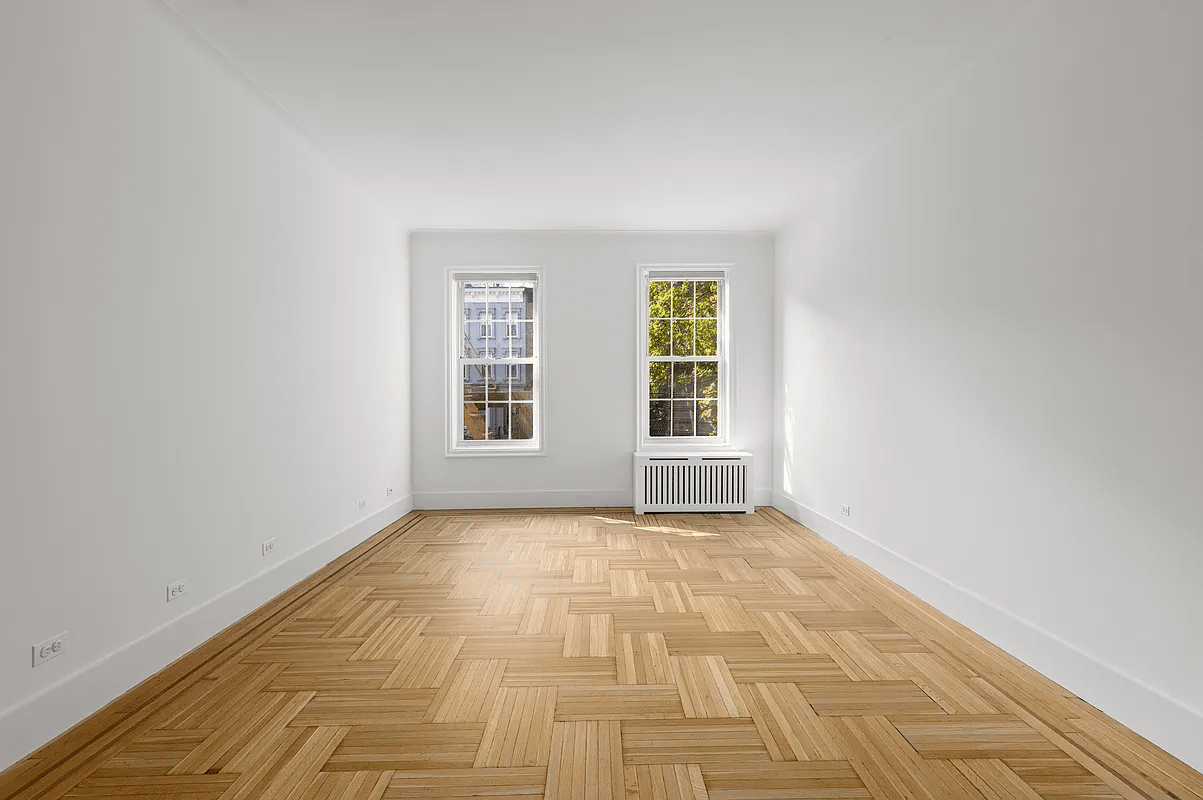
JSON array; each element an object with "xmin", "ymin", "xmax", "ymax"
[
  {"xmin": 359, "ymin": 498, "xmax": 367, "ymax": 511},
  {"xmin": 167, "ymin": 579, "xmax": 189, "ymax": 602},
  {"xmin": 386, "ymin": 486, "xmax": 394, "ymax": 497},
  {"xmin": 841, "ymin": 504, "xmax": 851, "ymax": 517},
  {"xmin": 32, "ymin": 632, "xmax": 67, "ymax": 668},
  {"xmin": 261, "ymin": 538, "xmax": 276, "ymax": 557}
]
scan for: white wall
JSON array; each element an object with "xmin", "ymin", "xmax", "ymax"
[
  {"xmin": 411, "ymin": 231, "xmax": 774, "ymax": 509},
  {"xmin": 0, "ymin": 1, "xmax": 410, "ymax": 769},
  {"xmin": 775, "ymin": 0, "xmax": 1203, "ymax": 768}
]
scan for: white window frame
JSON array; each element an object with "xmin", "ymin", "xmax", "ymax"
[
  {"xmin": 447, "ymin": 268, "xmax": 544, "ymax": 456},
  {"xmin": 636, "ymin": 264, "xmax": 733, "ymax": 450}
]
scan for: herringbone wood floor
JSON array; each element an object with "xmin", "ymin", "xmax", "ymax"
[{"xmin": 3, "ymin": 509, "xmax": 1200, "ymax": 800}]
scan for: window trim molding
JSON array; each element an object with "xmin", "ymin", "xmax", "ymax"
[
  {"xmin": 446, "ymin": 266, "xmax": 545, "ymax": 457},
  {"xmin": 635, "ymin": 263, "xmax": 734, "ymax": 452}
]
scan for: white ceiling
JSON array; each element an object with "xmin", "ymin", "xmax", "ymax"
[{"xmin": 166, "ymin": 0, "xmax": 1023, "ymax": 230}]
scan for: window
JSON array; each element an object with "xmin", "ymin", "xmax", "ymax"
[
  {"xmin": 639, "ymin": 267, "xmax": 729, "ymax": 446},
  {"xmin": 450, "ymin": 270, "xmax": 541, "ymax": 454}
]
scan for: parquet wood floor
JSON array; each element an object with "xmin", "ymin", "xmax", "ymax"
[{"xmin": 3, "ymin": 508, "xmax": 1201, "ymax": 799}]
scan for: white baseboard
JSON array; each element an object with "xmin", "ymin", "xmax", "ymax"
[
  {"xmin": 772, "ymin": 490, "xmax": 1203, "ymax": 772},
  {"xmin": 414, "ymin": 489, "xmax": 631, "ymax": 510},
  {"xmin": 414, "ymin": 488, "xmax": 773, "ymax": 511},
  {"xmin": 0, "ymin": 495, "xmax": 414, "ymax": 772}
]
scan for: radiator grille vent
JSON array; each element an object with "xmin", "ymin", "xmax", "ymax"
[{"xmin": 633, "ymin": 453, "xmax": 754, "ymax": 514}]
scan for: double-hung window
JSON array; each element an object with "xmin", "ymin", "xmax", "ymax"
[
  {"xmin": 449, "ymin": 270, "xmax": 542, "ymax": 454},
  {"xmin": 639, "ymin": 266, "xmax": 729, "ymax": 446}
]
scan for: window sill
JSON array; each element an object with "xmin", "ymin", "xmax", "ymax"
[
  {"xmin": 446, "ymin": 446, "xmax": 546, "ymax": 458},
  {"xmin": 639, "ymin": 440, "xmax": 734, "ymax": 452}
]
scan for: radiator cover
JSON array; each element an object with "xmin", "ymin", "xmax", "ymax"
[{"xmin": 633, "ymin": 452, "xmax": 754, "ymax": 514}]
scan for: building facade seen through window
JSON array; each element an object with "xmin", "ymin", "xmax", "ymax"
[{"xmin": 458, "ymin": 280, "xmax": 537, "ymax": 445}]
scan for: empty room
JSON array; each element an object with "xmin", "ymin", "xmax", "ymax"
[{"xmin": 2, "ymin": 1, "xmax": 1201, "ymax": 798}]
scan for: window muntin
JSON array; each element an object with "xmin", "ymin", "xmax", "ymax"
[
  {"xmin": 641, "ymin": 269, "xmax": 728, "ymax": 446},
  {"xmin": 451, "ymin": 272, "xmax": 541, "ymax": 454}
]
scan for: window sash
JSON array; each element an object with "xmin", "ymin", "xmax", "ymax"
[
  {"xmin": 639, "ymin": 268, "xmax": 730, "ymax": 447},
  {"xmin": 461, "ymin": 358, "xmax": 534, "ymax": 365},
  {"xmin": 450, "ymin": 271, "xmax": 542, "ymax": 454}
]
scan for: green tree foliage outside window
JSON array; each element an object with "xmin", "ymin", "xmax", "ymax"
[{"xmin": 648, "ymin": 280, "xmax": 719, "ymax": 438}]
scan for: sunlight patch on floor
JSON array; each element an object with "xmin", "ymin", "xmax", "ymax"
[{"xmin": 590, "ymin": 516, "xmax": 719, "ymax": 537}]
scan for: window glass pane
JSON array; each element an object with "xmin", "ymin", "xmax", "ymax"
[
  {"xmin": 671, "ymin": 281, "xmax": 694, "ymax": 318},
  {"xmin": 696, "ymin": 400, "xmax": 718, "ymax": 437},
  {"xmin": 486, "ymin": 282, "xmax": 510, "ymax": 316},
  {"xmin": 464, "ymin": 364, "xmax": 487, "ymax": 397},
  {"xmin": 485, "ymin": 403, "xmax": 509, "ymax": 440},
  {"xmin": 648, "ymin": 281, "xmax": 671, "ymax": 319},
  {"xmin": 695, "ymin": 361, "xmax": 718, "ymax": 398},
  {"xmin": 511, "ymin": 281, "xmax": 535, "ymax": 320},
  {"xmin": 671, "ymin": 400, "xmax": 695, "ymax": 436},
  {"xmin": 672, "ymin": 319, "xmax": 694, "ymax": 356},
  {"xmin": 695, "ymin": 281, "xmax": 718, "ymax": 317},
  {"xmin": 485, "ymin": 365, "xmax": 509, "ymax": 401},
  {"xmin": 511, "ymin": 403, "xmax": 534, "ymax": 440},
  {"xmin": 649, "ymin": 363, "xmax": 671, "ymax": 400},
  {"xmin": 695, "ymin": 318, "xmax": 717, "ymax": 357},
  {"xmin": 672, "ymin": 362, "xmax": 695, "ymax": 399},
  {"xmin": 463, "ymin": 282, "xmax": 487, "ymax": 315},
  {"xmin": 464, "ymin": 403, "xmax": 486, "ymax": 440},
  {"xmin": 648, "ymin": 320, "xmax": 670, "ymax": 356},
  {"xmin": 649, "ymin": 400, "xmax": 671, "ymax": 437},
  {"xmin": 508, "ymin": 365, "xmax": 534, "ymax": 401},
  {"xmin": 463, "ymin": 323, "xmax": 481, "ymax": 358},
  {"xmin": 508, "ymin": 321, "xmax": 534, "ymax": 356}
]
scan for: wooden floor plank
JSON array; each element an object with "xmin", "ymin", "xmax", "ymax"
[
  {"xmin": 384, "ymin": 768, "xmax": 545, "ymax": 799},
  {"xmin": 700, "ymin": 761, "xmax": 872, "ymax": 800},
  {"xmin": 741, "ymin": 682, "xmax": 843, "ymax": 761},
  {"xmin": 475, "ymin": 687, "xmax": 556, "ymax": 767},
  {"xmin": 546, "ymin": 721, "xmax": 623, "ymax": 800},
  {"xmin": 324, "ymin": 725, "xmax": 485, "ymax": 771},
  {"xmin": 555, "ymin": 685, "xmax": 685, "ymax": 721},
  {"xmin": 891, "ymin": 715, "xmax": 1061, "ymax": 759},
  {"xmin": 671, "ymin": 656, "xmax": 749, "ymax": 718},
  {"xmin": 625, "ymin": 763, "xmax": 710, "ymax": 800}
]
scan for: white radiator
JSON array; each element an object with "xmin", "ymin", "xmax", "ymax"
[{"xmin": 633, "ymin": 452, "xmax": 755, "ymax": 514}]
